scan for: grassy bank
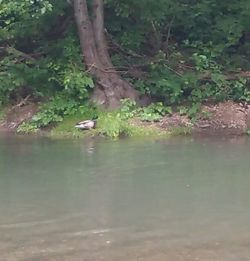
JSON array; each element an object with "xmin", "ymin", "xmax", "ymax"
[
  {"xmin": 48, "ymin": 116, "xmax": 193, "ymax": 139},
  {"xmin": 48, "ymin": 113, "xmax": 172, "ymax": 139},
  {"xmin": 0, "ymin": 100, "xmax": 193, "ymax": 139},
  {"xmin": 10, "ymin": 100, "xmax": 176, "ymax": 138},
  {"xmin": 2, "ymin": 99, "xmax": 248, "ymax": 139}
]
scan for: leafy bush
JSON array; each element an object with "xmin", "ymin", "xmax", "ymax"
[
  {"xmin": 31, "ymin": 96, "xmax": 80, "ymax": 128},
  {"xmin": 17, "ymin": 95, "xmax": 80, "ymax": 133},
  {"xmin": 138, "ymin": 102, "xmax": 172, "ymax": 122},
  {"xmin": 17, "ymin": 122, "xmax": 39, "ymax": 134},
  {"xmin": 98, "ymin": 112, "xmax": 131, "ymax": 138}
]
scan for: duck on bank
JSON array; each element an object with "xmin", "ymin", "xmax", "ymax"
[
  {"xmin": 75, "ymin": 119, "xmax": 97, "ymax": 130},
  {"xmin": 1, "ymin": 101, "xmax": 249, "ymax": 137}
]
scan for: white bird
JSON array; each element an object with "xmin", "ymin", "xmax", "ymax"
[{"xmin": 75, "ymin": 119, "xmax": 97, "ymax": 130}]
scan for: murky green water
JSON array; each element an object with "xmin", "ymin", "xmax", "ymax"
[{"xmin": 1, "ymin": 134, "xmax": 250, "ymax": 260}]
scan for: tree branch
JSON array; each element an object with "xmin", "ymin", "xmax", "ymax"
[
  {"xmin": 6, "ymin": 47, "xmax": 36, "ymax": 62},
  {"xmin": 201, "ymin": 71, "xmax": 250, "ymax": 81},
  {"xmin": 107, "ymin": 32, "xmax": 145, "ymax": 58}
]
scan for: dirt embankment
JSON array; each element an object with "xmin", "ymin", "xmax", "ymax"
[
  {"xmin": 133, "ymin": 101, "xmax": 250, "ymax": 135},
  {"xmin": 0, "ymin": 103, "xmax": 39, "ymax": 132},
  {"xmin": 1, "ymin": 101, "xmax": 250, "ymax": 135},
  {"xmin": 194, "ymin": 102, "xmax": 250, "ymax": 135}
]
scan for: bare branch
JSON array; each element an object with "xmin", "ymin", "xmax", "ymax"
[{"xmin": 6, "ymin": 47, "xmax": 36, "ymax": 62}]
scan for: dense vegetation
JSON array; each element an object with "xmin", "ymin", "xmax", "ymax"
[{"xmin": 1, "ymin": 0, "xmax": 250, "ymax": 132}]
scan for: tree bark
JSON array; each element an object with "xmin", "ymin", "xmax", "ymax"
[
  {"xmin": 73, "ymin": 0, "xmax": 140, "ymax": 108},
  {"xmin": 92, "ymin": 0, "xmax": 113, "ymax": 68}
]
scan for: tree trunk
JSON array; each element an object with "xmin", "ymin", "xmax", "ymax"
[
  {"xmin": 92, "ymin": 0, "xmax": 113, "ymax": 68},
  {"xmin": 73, "ymin": 0, "xmax": 140, "ymax": 108}
]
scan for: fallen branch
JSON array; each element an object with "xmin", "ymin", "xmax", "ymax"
[
  {"xmin": 225, "ymin": 71, "xmax": 250, "ymax": 80},
  {"xmin": 201, "ymin": 71, "xmax": 250, "ymax": 81},
  {"xmin": 14, "ymin": 95, "xmax": 31, "ymax": 108},
  {"xmin": 165, "ymin": 16, "xmax": 175, "ymax": 57},
  {"xmin": 106, "ymin": 31, "xmax": 145, "ymax": 58},
  {"xmin": 6, "ymin": 47, "xmax": 36, "ymax": 62}
]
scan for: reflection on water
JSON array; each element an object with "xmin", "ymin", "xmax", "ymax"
[{"xmin": 1, "ymin": 134, "xmax": 250, "ymax": 260}]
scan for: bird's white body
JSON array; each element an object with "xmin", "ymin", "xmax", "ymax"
[{"xmin": 75, "ymin": 120, "xmax": 96, "ymax": 130}]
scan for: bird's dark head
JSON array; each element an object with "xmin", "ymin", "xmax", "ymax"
[{"xmin": 92, "ymin": 115, "xmax": 98, "ymax": 122}]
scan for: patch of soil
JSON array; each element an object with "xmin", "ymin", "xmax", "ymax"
[
  {"xmin": 132, "ymin": 101, "xmax": 250, "ymax": 135},
  {"xmin": 0, "ymin": 103, "xmax": 39, "ymax": 131},
  {"xmin": 194, "ymin": 101, "xmax": 250, "ymax": 135},
  {"xmin": 160, "ymin": 113, "xmax": 192, "ymax": 129}
]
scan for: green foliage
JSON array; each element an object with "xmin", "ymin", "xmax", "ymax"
[
  {"xmin": 1, "ymin": 0, "xmax": 250, "ymax": 124},
  {"xmin": 31, "ymin": 96, "xmax": 79, "ymax": 128},
  {"xmin": 97, "ymin": 110, "xmax": 169, "ymax": 138},
  {"xmin": 120, "ymin": 99, "xmax": 137, "ymax": 119},
  {"xmin": 108, "ymin": 0, "xmax": 250, "ymax": 105},
  {"xmin": 177, "ymin": 103, "xmax": 202, "ymax": 119},
  {"xmin": 48, "ymin": 62, "xmax": 94, "ymax": 99},
  {"xmin": 133, "ymin": 48, "xmax": 250, "ymax": 106},
  {"xmin": 0, "ymin": 37, "xmax": 94, "ymax": 105},
  {"xmin": 229, "ymin": 79, "xmax": 250, "ymax": 101},
  {"xmin": 0, "ymin": 0, "xmax": 93, "ymax": 106},
  {"xmin": 17, "ymin": 95, "xmax": 80, "ymax": 133},
  {"xmin": 120, "ymin": 99, "xmax": 172, "ymax": 122},
  {"xmin": 0, "ymin": 52, "xmax": 51, "ymax": 104},
  {"xmin": 138, "ymin": 102, "xmax": 172, "ymax": 122},
  {"xmin": 46, "ymin": 36, "xmax": 94, "ymax": 99},
  {"xmin": 134, "ymin": 63, "xmax": 184, "ymax": 104},
  {"xmin": 49, "ymin": 107, "xmax": 98, "ymax": 138},
  {"xmin": 17, "ymin": 122, "xmax": 39, "ymax": 134},
  {"xmin": 97, "ymin": 111, "xmax": 132, "ymax": 138},
  {"xmin": 17, "ymin": 94, "xmax": 99, "ymax": 133}
]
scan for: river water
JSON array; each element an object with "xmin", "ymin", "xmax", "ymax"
[{"xmin": 1, "ymin": 134, "xmax": 250, "ymax": 260}]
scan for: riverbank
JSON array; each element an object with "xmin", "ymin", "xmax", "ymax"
[{"xmin": 1, "ymin": 101, "xmax": 250, "ymax": 138}]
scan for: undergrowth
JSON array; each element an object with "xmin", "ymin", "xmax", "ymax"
[
  {"xmin": 17, "ymin": 96, "xmax": 179, "ymax": 138},
  {"xmin": 1, "ymin": 0, "xmax": 250, "ymax": 115}
]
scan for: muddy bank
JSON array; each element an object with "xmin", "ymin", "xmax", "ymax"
[
  {"xmin": 0, "ymin": 103, "xmax": 39, "ymax": 132},
  {"xmin": 1, "ymin": 101, "xmax": 250, "ymax": 136},
  {"xmin": 132, "ymin": 101, "xmax": 250, "ymax": 136},
  {"xmin": 194, "ymin": 101, "xmax": 250, "ymax": 135}
]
